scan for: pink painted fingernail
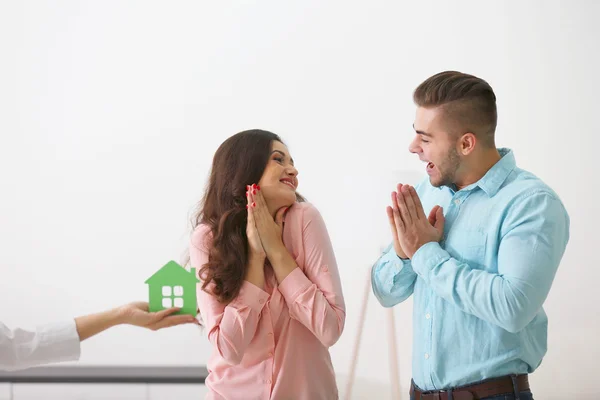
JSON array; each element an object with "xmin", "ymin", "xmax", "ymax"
[{"xmin": 252, "ymin": 190, "xmax": 256, "ymax": 194}]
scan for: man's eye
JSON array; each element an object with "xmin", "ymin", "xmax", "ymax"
[{"xmin": 421, "ymin": 139, "xmax": 429, "ymax": 143}]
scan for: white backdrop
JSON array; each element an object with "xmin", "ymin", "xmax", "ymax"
[{"xmin": 1, "ymin": 1, "xmax": 598, "ymax": 398}]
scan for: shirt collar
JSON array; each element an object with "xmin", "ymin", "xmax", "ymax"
[
  {"xmin": 438, "ymin": 148, "xmax": 516, "ymax": 196},
  {"xmin": 468, "ymin": 148, "xmax": 516, "ymax": 196}
]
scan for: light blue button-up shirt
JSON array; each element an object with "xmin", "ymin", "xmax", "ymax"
[{"xmin": 371, "ymin": 148, "xmax": 570, "ymax": 390}]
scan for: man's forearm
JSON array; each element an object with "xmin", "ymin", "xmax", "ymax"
[{"xmin": 411, "ymin": 242, "xmax": 555, "ymax": 333}]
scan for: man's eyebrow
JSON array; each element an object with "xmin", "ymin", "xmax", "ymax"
[
  {"xmin": 413, "ymin": 123, "xmax": 433, "ymax": 137},
  {"xmin": 271, "ymin": 150, "xmax": 294, "ymax": 165}
]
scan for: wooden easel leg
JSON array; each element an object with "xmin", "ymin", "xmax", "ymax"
[
  {"xmin": 344, "ymin": 269, "xmax": 371, "ymax": 400},
  {"xmin": 388, "ymin": 307, "xmax": 401, "ymax": 399},
  {"xmin": 344, "ymin": 268, "xmax": 402, "ymax": 399}
]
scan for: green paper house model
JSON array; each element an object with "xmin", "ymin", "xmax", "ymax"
[{"xmin": 145, "ymin": 260, "xmax": 200, "ymax": 316}]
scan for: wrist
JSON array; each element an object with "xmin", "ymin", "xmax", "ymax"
[
  {"xmin": 112, "ymin": 306, "xmax": 129, "ymax": 326},
  {"xmin": 395, "ymin": 248, "xmax": 408, "ymax": 260},
  {"xmin": 247, "ymin": 255, "xmax": 266, "ymax": 274},
  {"xmin": 268, "ymin": 246, "xmax": 293, "ymax": 266},
  {"xmin": 248, "ymin": 253, "xmax": 266, "ymax": 265},
  {"xmin": 245, "ymin": 264, "xmax": 265, "ymax": 290}
]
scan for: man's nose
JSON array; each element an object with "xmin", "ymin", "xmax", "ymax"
[{"xmin": 408, "ymin": 137, "xmax": 420, "ymax": 154}]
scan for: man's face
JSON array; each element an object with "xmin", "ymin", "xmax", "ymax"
[{"xmin": 409, "ymin": 106, "xmax": 461, "ymax": 188}]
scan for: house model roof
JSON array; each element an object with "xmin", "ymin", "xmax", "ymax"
[{"xmin": 145, "ymin": 260, "xmax": 200, "ymax": 285}]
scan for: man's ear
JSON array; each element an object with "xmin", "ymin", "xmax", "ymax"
[{"xmin": 459, "ymin": 132, "xmax": 477, "ymax": 155}]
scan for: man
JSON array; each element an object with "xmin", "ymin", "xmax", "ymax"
[
  {"xmin": 1, "ymin": 301, "xmax": 198, "ymax": 371},
  {"xmin": 371, "ymin": 71, "xmax": 569, "ymax": 400}
]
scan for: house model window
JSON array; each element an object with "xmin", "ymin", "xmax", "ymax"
[
  {"xmin": 162, "ymin": 285, "xmax": 185, "ymax": 308},
  {"xmin": 145, "ymin": 260, "xmax": 200, "ymax": 316}
]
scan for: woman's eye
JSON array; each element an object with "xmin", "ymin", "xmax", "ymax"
[{"xmin": 274, "ymin": 157, "xmax": 284, "ymax": 163}]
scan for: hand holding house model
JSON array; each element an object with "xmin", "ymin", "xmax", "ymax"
[{"xmin": 145, "ymin": 260, "xmax": 200, "ymax": 316}]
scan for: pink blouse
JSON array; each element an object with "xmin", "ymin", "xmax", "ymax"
[{"xmin": 190, "ymin": 202, "xmax": 346, "ymax": 400}]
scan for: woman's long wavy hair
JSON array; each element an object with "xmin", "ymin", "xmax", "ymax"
[{"xmin": 192, "ymin": 129, "xmax": 304, "ymax": 304}]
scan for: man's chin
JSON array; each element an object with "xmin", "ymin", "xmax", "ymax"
[{"xmin": 429, "ymin": 177, "xmax": 442, "ymax": 187}]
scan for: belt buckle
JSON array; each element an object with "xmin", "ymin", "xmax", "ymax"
[{"xmin": 453, "ymin": 390, "xmax": 476, "ymax": 400}]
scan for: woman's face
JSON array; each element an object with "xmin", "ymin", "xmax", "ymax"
[{"xmin": 257, "ymin": 141, "xmax": 298, "ymax": 213}]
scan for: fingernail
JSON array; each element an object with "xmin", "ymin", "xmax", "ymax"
[
  {"xmin": 252, "ymin": 190, "xmax": 256, "ymax": 194},
  {"xmin": 246, "ymin": 205, "xmax": 249, "ymax": 209},
  {"xmin": 256, "ymin": 185, "xmax": 260, "ymax": 190},
  {"xmin": 252, "ymin": 202, "xmax": 256, "ymax": 207}
]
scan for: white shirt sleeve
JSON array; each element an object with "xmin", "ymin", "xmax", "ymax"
[{"xmin": 0, "ymin": 319, "xmax": 81, "ymax": 371}]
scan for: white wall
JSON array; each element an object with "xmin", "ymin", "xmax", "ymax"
[{"xmin": 0, "ymin": 1, "xmax": 598, "ymax": 399}]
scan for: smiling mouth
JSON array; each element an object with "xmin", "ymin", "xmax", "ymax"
[{"xmin": 280, "ymin": 180, "xmax": 296, "ymax": 189}]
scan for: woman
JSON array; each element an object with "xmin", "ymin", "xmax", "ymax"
[{"xmin": 189, "ymin": 129, "xmax": 345, "ymax": 400}]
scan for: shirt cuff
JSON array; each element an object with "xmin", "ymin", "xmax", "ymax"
[
  {"xmin": 40, "ymin": 319, "xmax": 82, "ymax": 364},
  {"xmin": 230, "ymin": 281, "xmax": 270, "ymax": 313},
  {"xmin": 371, "ymin": 247, "xmax": 413, "ymax": 290},
  {"xmin": 411, "ymin": 241, "xmax": 451, "ymax": 281},
  {"xmin": 278, "ymin": 267, "xmax": 313, "ymax": 305},
  {"xmin": 380, "ymin": 247, "xmax": 410, "ymax": 266}
]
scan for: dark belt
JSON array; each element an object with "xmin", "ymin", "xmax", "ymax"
[{"xmin": 410, "ymin": 374, "xmax": 530, "ymax": 400}]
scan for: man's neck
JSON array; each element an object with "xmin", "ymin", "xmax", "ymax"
[{"xmin": 455, "ymin": 148, "xmax": 501, "ymax": 190}]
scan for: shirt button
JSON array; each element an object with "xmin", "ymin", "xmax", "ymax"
[
  {"xmin": 425, "ymin": 313, "xmax": 431, "ymax": 319},
  {"xmin": 425, "ymin": 353, "xmax": 430, "ymax": 359},
  {"xmin": 454, "ymin": 199, "xmax": 461, "ymax": 205},
  {"xmin": 259, "ymin": 298, "xmax": 265, "ymax": 304},
  {"xmin": 266, "ymin": 379, "xmax": 272, "ymax": 384}
]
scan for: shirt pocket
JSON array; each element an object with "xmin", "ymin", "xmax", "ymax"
[{"xmin": 457, "ymin": 229, "xmax": 487, "ymax": 267}]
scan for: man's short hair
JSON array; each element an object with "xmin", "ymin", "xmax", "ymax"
[{"xmin": 413, "ymin": 71, "xmax": 498, "ymax": 147}]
